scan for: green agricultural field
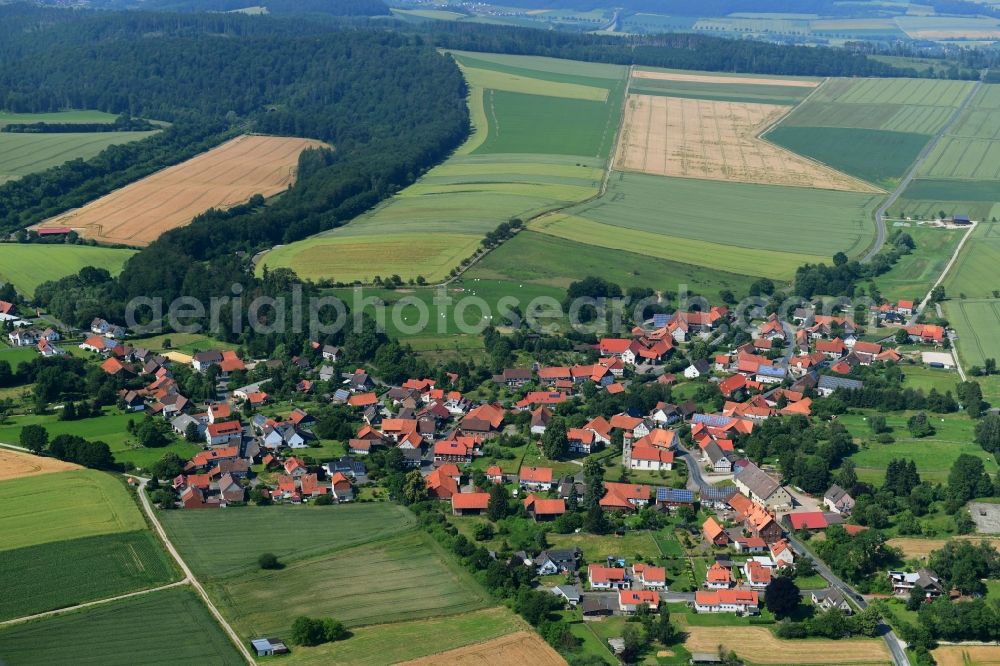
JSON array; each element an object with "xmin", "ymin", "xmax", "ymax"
[
  {"xmin": 260, "ymin": 53, "xmax": 626, "ymax": 285},
  {"xmin": 871, "ymin": 225, "xmax": 964, "ymax": 303},
  {"xmin": 793, "ymin": 78, "xmax": 972, "ymax": 117},
  {"xmin": 0, "ymin": 243, "xmax": 136, "ymax": 297},
  {"xmin": 842, "ymin": 411, "xmax": 997, "ymax": 484},
  {"xmin": 944, "ymin": 222, "xmax": 1000, "ymax": 299},
  {"xmin": 918, "ymin": 85, "xmax": 1000, "ymax": 182},
  {"xmin": 629, "ymin": 76, "xmax": 810, "ymax": 106},
  {"xmin": 283, "ymin": 606, "xmax": 526, "ymax": 666},
  {"xmin": 901, "ymin": 365, "xmax": 963, "ymax": 396},
  {"xmin": 0, "ymin": 410, "xmax": 201, "ymax": 469},
  {"xmin": 556, "ymin": 172, "xmax": 879, "ymax": 273},
  {"xmin": 0, "ymin": 110, "xmax": 120, "ymax": 126},
  {"xmin": 0, "ymin": 469, "xmax": 146, "ymax": 551},
  {"xmin": 467, "ymin": 231, "xmax": 758, "ymax": 303},
  {"xmin": 0, "ymin": 344, "xmax": 37, "ymax": 369},
  {"xmin": 0, "ymin": 131, "xmax": 156, "ymax": 184},
  {"xmin": 0, "ymin": 531, "xmax": 177, "ymax": 621},
  {"xmin": 766, "ymin": 126, "xmax": 928, "ymax": 188},
  {"xmin": 159, "ymin": 503, "xmax": 415, "ymax": 579},
  {"xmin": 945, "ymin": 299, "xmax": 1000, "ymax": 369},
  {"xmin": 211, "ymin": 530, "xmax": 489, "ymax": 637},
  {"xmin": 0, "ymin": 587, "xmax": 243, "ymax": 665}
]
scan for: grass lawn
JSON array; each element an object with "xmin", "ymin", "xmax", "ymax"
[
  {"xmin": 210, "ymin": 529, "xmax": 490, "ymax": 637},
  {"xmin": 127, "ymin": 332, "xmax": 238, "ymax": 355},
  {"xmin": 794, "ymin": 574, "xmax": 829, "ymax": 590},
  {"xmin": 0, "ymin": 409, "xmax": 201, "ymax": 469},
  {"xmin": 282, "ymin": 606, "xmax": 526, "ymax": 665},
  {"xmin": 0, "ymin": 587, "xmax": 243, "ymax": 665},
  {"xmin": 0, "ymin": 469, "xmax": 145, "ymax": 551},
  {"xmin": 159, "ymin": 502, "xmax": 415, "ymax": 579},
  {"xmin": 548, "ymin": 530, "xmax": 661, "ymax": 563},
  {"xmin": 0, "ymin": 531, "xmax": 177, "ymax": 621},
  {"xmin": 0, "ymin": 343, "xmax": 41, "ymax": 369},
  {"xmin": 841, "ymin": 411, "xmax": 997, "ymax": 484},
  {"xmin": 519, "ymin": 443, "xmax": 586, "ymax": 479},
  {"xmin": 901, "ymin": 364, "xmax": 962, "ymax": 395}
]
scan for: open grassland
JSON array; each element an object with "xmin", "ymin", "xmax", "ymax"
[
  {"xmin": 871, "ymin": 225, "xmax": 964, "ymax": 303},
  {"xmin": 932, "ymin": 645, "xmax": 1000, "ymax": 666},
  {"xmin": 0, "ymin": 131, "xmax": 157, "ymax": 185},
  {"xmin": 0, "ymin": 531, "xmax": 176, "ymax": 621},
  {"xmin": 0, "ymin": 448, "xmax": 79, "ymax": 481},
  {"xmin": 555, "ymin": 172, "xmax": 879, "ymax": 272},
  {"xmin": 888, "ymin": 537, "xmax": 1000, "ymax": 561},
  {"xmin": 468, "ymin": 231, "xmax": 757, "ymax": 301},
  {"xmin": 159, "ymin": 502, "xmax": 415, "ymax": 579},
  {"xmin": 0, "ymin": 469, "xmax": 145, "ymax": 551},
  {"xmin": 283, "ymin": 606, "xmax": 526, "ymax": 666},
  {"xmin": 36, "ymin": 134, "xmax": 324, "ymax": 246},
  {"xmin": 841, "ymin": 411, "xmax": 997, "ymax": 484},
  {"xmin": 401, "ymin": 630, "xmax": 564, "ymax": 666},
  {"xmin": 945, "ymin": 299, "xmax": 1000, "ymax": 368},
  {"xmin": 684, "ymin": 626, "xmax": 890, "ymax": 664},
  {"xmin": 617, "ymin": 95, "xmax": 877, "ymax": 192},
  {"xmin": 942, "ymin": 222, "xmax": 1000, "ymax": 369},
  {"xmin": 0, "ymin": 410, "xmax": 201, "ymax": 470},
  {"xmin": 210, "ymin": 529, "xmax": 489, "ymax": 637},
  {"xmin": 260, "ymin": 53, "xmax": 625, "ymax": 285},
  {"xmin": 0, "ymin": 587, "xmax": 243, "ymax": 665},
  {"xmin": 0, "ymin": 243, "xmax": 135, "ymax": 297}
]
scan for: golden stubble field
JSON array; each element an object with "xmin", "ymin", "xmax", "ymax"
[
  {"xmin": 684, "ymin": 626, "xmax": 891, "ymax": 665},
  {"xmin": 400, "ymin": 631, "xmax": 565, "ymax": 666},
  {"xmin": 615, "ymin": 93, "xmax": 881, "ymax": 193},
  {"xmin": 0, "ymin": 449, "xmax": 80, "ymax": 482},
  {"xmin": 932, "ymin": 646, "xmax": 1000, "ymax": 666},
  {"xmin": 36, "ymin": 134, "xmax": 325, "ymax": 246}
]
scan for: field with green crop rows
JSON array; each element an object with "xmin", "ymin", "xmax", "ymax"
[
  {"xmin": 0, "ymin": 131, "xmax": 156, "ymax": 185},
  {"xmin": 843, "ymin": 411, "xmax": 996, "ymax": 484},
  {"xmin": 944, "ymin": 222, "xmax": 1000, "ymax": 299},
  {"xmin": 946, "ymin": 299, "xmax": 1000, "ymax": 369},
  {"xmin": 159, "ymin": 503, "xmax": 415, "ymax": 579},
  {"xmin": 940, "ymin": 222, "xmax": 1000, "ymax": 370},
  {"xmin": 769, "ymin": 77, "xmax": 971, "ymax": 187},
  {"xmin": 552, "ymin": 172, "xmax": 880, "ymax": 276},
  {"xmin": 0, "ymin": 469, "xmax": 146, "ymax": 551},
  {"xmin": 0, "ymin": 243, "xmax": 136, "ymax": 297},
  {"xmin": 0, "ymin": 410, "xmax": 200, "ymax": 470},
  {"xmin": 871, "ymin": 225, "xmax": 964, "ymax": 303},
  {"xmin": 0, "ymin": 587, "xmax": 244, "ymax": 665},
  {"xmin": 259, "ymin": 52, "xmax": 626, "ymax": 284},
  {"xmin": 628, "ymin": 76, "xmax": 813, "ymax": 106},
  {"xmin": 0, "ymin": 531, "xmax": 177, "ymax": 620},
  {"xmin": 211, "ymin": 529, "xmax": 489, "ymax": 638}
]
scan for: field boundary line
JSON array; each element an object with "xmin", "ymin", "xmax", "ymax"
[
  {"xmin": 131, "ymin": 475, "xmax": 257, "ymax": 665},
  {"xmin": 0, "ymin": 580, "xmax": 189, "ymax": 627}
]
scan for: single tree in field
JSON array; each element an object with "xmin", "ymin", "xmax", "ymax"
[
  {"xmin": 20, "ymin": 424, "xmax": 48, "ymax": 453},
  {"xmin": 764, "ymin": 576, "xmax": 800, "ymax": 619},
  {"xmin": 258, "ymin": 553, "xmax": 282, "ymax": 570}
]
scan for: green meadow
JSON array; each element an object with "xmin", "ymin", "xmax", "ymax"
[
  {"xmin": 871, "ymin": 225, "xmax": 964, "ymax": 303},
  {"xmin": 842, "ymin": 411, "xmax": 996, "ymax": 484},
  {"xmin": 941, "ymin": 222, "xmax": 1000, "ymax": 369},
  {"xmin": 0, "ymin": 243, "xmax": 136, "ymax": 297},
  {"xmin": 0, "ymin": 587, "xmax": 244, "ymax": 665},
  {"xmin": 0, "ymin": 469, "xmax": 146, "ymax": 551},
  {"xmin": 944, "ymin": 222, "xmax": 1000, "ymax": 299},
  {"xmin": 259, "ymin": 52, "xmax": 626, "ymax": 285},
  {"xmin": 945, "ymin": 299, "xmax": 1000, "ymax": 368}
]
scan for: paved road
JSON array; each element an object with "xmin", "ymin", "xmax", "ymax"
[
  {"xmin": 786, "ymin": 534, "xmax": 908, "ymax": 665},
  {"xmin": 677, "ymin": 445, "xmax": 709, "ymax": 493},
  {"xmin": 133, "ymin": 476, "xmax": 256, "ymax": 665},
  {"xmin": 862, "ymin": 80, "xmax": 982, "ymax": 264}
]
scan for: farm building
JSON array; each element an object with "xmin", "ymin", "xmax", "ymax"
[
  {"xmin": 921, "ymin": 351, "xmax": 956, "ymax": 369},
  {"xmin": 251, "ymin": 638, "xmax": 289, "ymax": 657}
]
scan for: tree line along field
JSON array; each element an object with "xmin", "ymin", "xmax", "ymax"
[
  {"xmin": 0, "ymin": 110, "xmax": 157, "ymax": 185},
  {"xmin": 766, "ymin": 77, "xmax": 974, "ymax": 189},
  {"xmin": 0, "ymin": 587, "xmax": 244, "ymax": 665},
  {"xmin": 35, "ymin": 134, "xmax": 325, "ymax": 246},
  {"xmin": 259, "ymin": 51, "xmax": 627, "ymax": 284},
  {"xmin": 0, "ymin": 243, "xmax": 136, "ymax": 298}
]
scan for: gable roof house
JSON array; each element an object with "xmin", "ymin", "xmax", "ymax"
[
  {"xmin": 619, "ymin": 589, "xmax": 660, "ymax": 614},
  {"xmin": 817, "ymin": 375, "xmax": 863, "ymax": 397},
  {"xmin": 734, "ymin": 462, "xmax": 792, "ymax": 512},
  {"xmin": 451, "ymin": 492, "xmax": 490, "ymax": 516},
  {"xmin": 523, "ymin": 494, "xmax": 566, "ymax": 522},
  {"xmin": 587, "ymin": 564, "xmax": 629, "ymax": 590},
  {"xmin": 812, "ymin": 589, "xmax": 852, "ymax": 614},
  {"xmin": 460, "ymin": 403, "xmax": 505, "ymax": 437},
  {"xmin": 530, "ymin": 406, "xmax": 553, "ymax": 435},
  {"xmin": 694, "ymin": 589, "xmax": 759, "ymax": 615},
  {"xmin": 706, "ymin": 562, "xmax": 733, "ymax": 589},
  {"xmin": 599, "ymin": 482, "xmax": 652, "ymax": 512},
  {"xmin": 533, "ymin": 549, "xmax": 581, "ymax": 576},
  {"xmin": 493, "ymin": 367, "xmax": 532, "ymax": 387},
  {"xmin": 632, "ymin": 563, "xmax": 666, "ymax": 589},
  {"xmin": 889, "ymin": 569, "xmax": 944, "ymax": 599},
  {"xmin": 206, "ymin": 420, "xmax": 243, "ymax": 447},
  {"xmin": 703, "ymin": 517, "xmax": 730, "ymax": 546},
  {"xmin": 519, "ymin": 466, "xmax": 554, "ymax": 491},
  {"xmin": 823, "ymin": 484, "xmax": 855, "ymax": 515}
]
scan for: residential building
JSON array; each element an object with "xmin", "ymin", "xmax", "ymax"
[
  {"xmin": 619, "ymin": 589, "xmax": 660, "ymax": 614},
  {"xmin": 889, "ymin": 569, "xmax": 944, "ymax": 599},
  {"xmin": 694, "ymin": 590, "xmax": 759, "ymax": 614},
  {"xmin": 823, "ymin": 484, "xmax": 855, "ymax": 515},
  {"xmin": 734, "ymin": 462, "xmax": 792, "ymax": 511},
  {"xmin": 587, "ymin": 564, "xmax": 628, "ymax": 590},
  {"xmin": 633, "ymin": 563, "xmax": 666, "ymax": 589}
]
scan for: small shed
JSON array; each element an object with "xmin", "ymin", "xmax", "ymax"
[{"xmin": 251, "ymin": 638, "xmax": 289, "ymax": 657}]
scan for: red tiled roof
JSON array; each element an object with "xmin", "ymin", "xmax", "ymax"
[
  {"xmin": 788, "ymin": 512, "xmax": 828, "ymax": 530},
  {"xmin": 588, "ymin": 564, "xmax": 626, "ymax": 584},
  {"xmin": 520, "ymin": 466, "xmax": 553, "ymax": 483},
  {"xmin": 206, "ymin": 421, "xmax": 241, "ymax": 437},
  {"xmin": 619, "ymin": 589, "xmax": 659, "ymax": 606},
  {"xmin": 452, "ymin": 492, "xmax": 490, "ymax": 510},
  {"xmin": 695, "ymin": 589, "xmax": 758, "ymax": 606}
]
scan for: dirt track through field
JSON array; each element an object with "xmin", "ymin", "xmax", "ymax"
[
  {"xmin": 0, "ymin": 449, "xmax": 80, "ymax": 482},
  {"xmin": 399, "ymin": 630, "xmax": 565, "ymax": 665},
  {"xmin": 684, "ymin": 626, "xmax": 891, "ymax": 664},
  {"xmin": 632, "ymin": 69, "xmax": 819, "ymax": 88},
  {"xmin": 615, "ymin": 94, "xmax": 880, "ymax": 192},
  {"xmin": 35, "ymin": 135, "xmax": 325, "ymax": 246}
]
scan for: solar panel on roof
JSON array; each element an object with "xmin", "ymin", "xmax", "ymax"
[{"xmin": 653, "ymin": 314, "xmax": 669, "ymax": 327}]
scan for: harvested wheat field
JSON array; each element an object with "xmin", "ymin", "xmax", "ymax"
[
  {"xmin": 0, "ymin": 449, "xmax": 80, "ymax": 482},
  {"xmin": 399, "ymin": 631, "xmax": 565, "ymax": 666},
  {"xmin": 933, "ymin": 645, "xmax": 1000, "ymax": 666},
  {"xmin": 36, "ymin": 134, "xmax": 325, "ymax": 246},
  {"xmin": 632, "ymin": 69, "xmax": 819, "ymax": 88},
  {"xmin": 685, "ymin": 626, "xmax": 891, "ymax": 665},
  {"xmin": 615, "ymin": 94, "xmax": 881, "ymax": 192},
  {"xmin": 889, "ymin": 537, "xmax": 1000, "ymax": 560}
]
